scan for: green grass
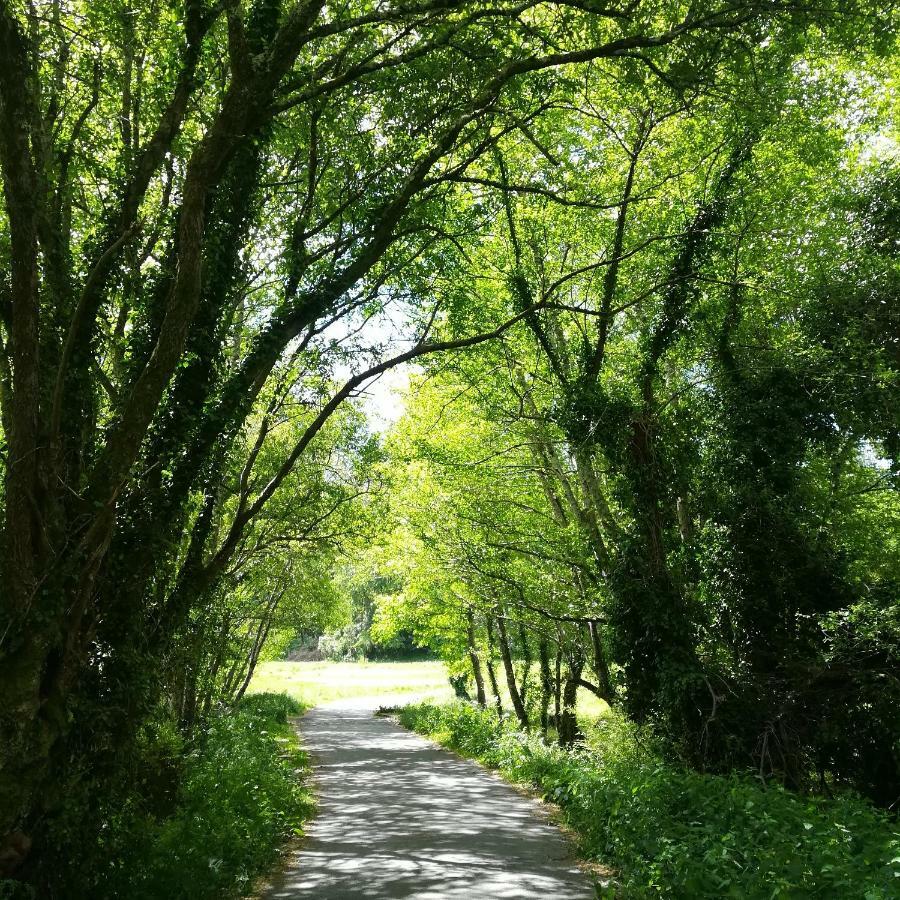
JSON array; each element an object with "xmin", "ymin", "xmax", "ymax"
[
  {"xmin": 114, "ymin": 693, "xmax": 314, "ymax": 900},
  {"xmin": 248, "ymin": 659, "xmax": 454, "ymax": 705},
  {"xmin": 576, "ymin": 687, "xmax": 611, "ymax": 719},
  {"xmin": 250, "ymin": 658, "xmax": 611, "ymax": 723},
  {"xmin": 400, "ymin": 700, "xmax": 900, "ymax": 899}
]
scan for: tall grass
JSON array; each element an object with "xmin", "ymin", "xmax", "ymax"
[{"xmin": 108, "ymin": 693, "xmax": 313, "ymax": 900}]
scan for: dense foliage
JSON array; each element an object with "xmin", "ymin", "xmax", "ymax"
[
  {"xmin": 316, "ymin": 569, "xmax": 426, "ymax": 660},
  {"xmin": 0, "ymin": 0, "xmax": 897, "ymax": 888},
  {"xmin": 370, "ymin": 36, "xmax": 900, "ymax": 803},
  {"xmin": 401, "ymin": 701, "xmax": 900, "ymax": 898},
  {"xmin": 0, "ymin": 693, "xmax": 311, "ymax": 899}
]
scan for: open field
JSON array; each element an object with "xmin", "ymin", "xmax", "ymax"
[
  {"xmin": 248, "ymin": 659, "xmax": 454, "ymax": 706},
  {"xmin": 250, "ymin": 659, "xmax": 609, "ymax": 720}
]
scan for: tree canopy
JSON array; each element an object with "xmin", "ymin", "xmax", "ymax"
[{"xmin": 0, "ymin": 0, "xmax": 897, "ymax": 885}]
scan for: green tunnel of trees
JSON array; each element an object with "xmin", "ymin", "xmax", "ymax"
[{"xmin": 0, "ymin": 0, "xmax": 897, "ymax": 890}]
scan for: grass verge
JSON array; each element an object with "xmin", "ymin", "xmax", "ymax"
[
  {"xmin": 110, "ymin": 692, "xmax": 314, "ymax": 899},
  {"xmin": 399, "ymin": 701, "xmax": 900, "ymax": 899}
]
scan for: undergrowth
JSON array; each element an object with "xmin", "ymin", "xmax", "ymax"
[
  {"xmin": 108, "ymin": 692, "xmax": 312, "ymax": 899},
  {"xmin": 399, "ymin": 701, "xmax": 900, "ymax": 899},
  {"xmin": 26, "ymin": 692, "xmax": 313, "ymax": 900}
]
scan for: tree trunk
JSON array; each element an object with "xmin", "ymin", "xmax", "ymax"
[
  {"xmin": 484, "ymin": 617, "xmax": 504, "ymax": 717},
  {"xmin": 234, "ymin": 604, "xmax": 276, "ymax": 704},
  {"xmin": 485, "ymin": 660, "xmax": 503, "ymax": 717},
  {"xmin": 587, "ymin": 619, "xmax": 614, "ymax": 703},
  {"xmin": 466, "ymin": 608, "xmax": 486, "ymax": 707},
  {"xmin": 554, "ymin": 646, "xmax": 562, "ymax": 727},
  {"xmin": 495, "ymin": 614, "xmax": 529, "ymax": 729},
  {"xmin": 558, "ymin": 654, "xmax": 583, "ymax": 747},
  {"xmin": 518, "ymin": 622, "xmax": 532, "ymax": 708},
  {"xmin": 539, "ymin": 639, "xmax": 552, "ymax": 735}
]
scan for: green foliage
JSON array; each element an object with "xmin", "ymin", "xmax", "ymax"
[
  {"xmin": 372, "ymin": 33, "xmax": 900, "ymax": 799},
  {"xmin": 401, "ymin": 702, "xmax": 900, "ymax": 898},
  {"xmin": 236, "ymin": 691, "xmax": 306, "ymax": 724},
  {"xmin": 42, "ymin": 693, "xmax": 312, "ymax": 900},
  {"xmin": 0, "ymin": 882, "xmax": 34, "ymax": 900},
  {"xmin": 2, "ymin": 0, "xmax": 899, "ymax": 882},
  {"xmin": 316, "ymin": 570, "xmax": 424, "ymax": 661}
]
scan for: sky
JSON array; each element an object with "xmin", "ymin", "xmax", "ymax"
[
  {"xmin": 357, "ymin": 364, "xmax": 411, "ymax": 432},
  {"xmin": 314, "ymin": 295, "xmax": 420, "ymax": 434}
]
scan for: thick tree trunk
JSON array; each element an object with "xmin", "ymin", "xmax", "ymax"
[
  {"xmin": 485, "ymin": 660, "xmax": 503, "ymax": 717},
  {"xmin": 587, "ymin": 619, "xmax": 614, "ymax": 703},
  {"xmin": 180, "ymin": 664, "xmax": 199, "ymax": 736},
  {"xmin": 557, "ymin": 655, "xmax": 583, "ymax": 748},
  {"xmin": 199, "ymin": 614, "xmax": 233, "ymax": 720}
]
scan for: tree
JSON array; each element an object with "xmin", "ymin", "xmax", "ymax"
[
  {"xmin": 371, "ymin": 21, "xmax": 899, "ymax": 795},
  {"xmin": 1, "ymin": 0, "xmax": 892, "ymax": 874},
  {"xmin": 374, "ymin": 374, "xmax": 616, "ymax": 742}
]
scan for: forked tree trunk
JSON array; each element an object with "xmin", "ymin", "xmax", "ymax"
[
  {"xmin": 485, "ymin": 659, "xmax": 503, "ymax": 717},
  {"xmin": 558, "ymin": 654, "xmax": 583, "ymax": 748}
]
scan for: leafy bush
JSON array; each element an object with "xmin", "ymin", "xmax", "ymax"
[
  {"xmin": 318, "ymin": 621, "xmax": 371, "ymax": 660},
  {"xmin": 317, "ymin": 620, "xmax": 426, "ymax": 661},
  {"xmin": 237, "ymin": 690, "xmax": 305, "ymax": 724},
  {"xmin": 48, "ymin": 692, "xmax": 312, "ymax": 899},
  {"xmin": 400, "ymin": 701, "xmax": 900, "ymax": 898}
]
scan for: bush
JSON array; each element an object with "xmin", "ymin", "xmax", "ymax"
[
  {"xmin": 0, "ymin": 881, "xmax": 35, "ymax": 900},
  {"xmin": 47, "ymin": 692, "xmax": 313, "ymax": 899},
  {"xmin": 237, "ymin": 691, "xmax": 305, "ymax": 724},
  {"xmin": 318, "ymin": 621, "xmax": 370, "ymax": 660},
  {"xmin": 399, "ymin": 702, "xmax": 900, "ymax": 898},
  {"xmin": 317, "ymin": 621, "xmax": 426, "ymax": 661}
]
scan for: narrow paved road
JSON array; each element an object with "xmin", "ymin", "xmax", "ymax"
[{"xmin": 262, "ymin": 697, "xmax": 596, "ymax": 900}]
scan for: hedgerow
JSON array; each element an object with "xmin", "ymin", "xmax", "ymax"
[
  {"xmin": 399, "ymin": 701, "xmax": 900, "ymax": 898},
  {"xmin": 33, "ymin": 692, "xmax": 312, "ymax": 900}
]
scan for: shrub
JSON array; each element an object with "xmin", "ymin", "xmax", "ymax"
[
  {"xmin": 237, "ymin": 691, "xmax": 305, "ymax": 724},
  {"xmin": 46, "ymin": 692, "xmax": 313, "ymax": 899},
  {"xmin": 400, "ymin": 702, "xmax": 900, "ymax": 898}
]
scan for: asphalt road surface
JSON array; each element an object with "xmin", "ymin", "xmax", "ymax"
[{"xmin": 262, "ymin": 697, "xmax": 597, "ymax": 900}]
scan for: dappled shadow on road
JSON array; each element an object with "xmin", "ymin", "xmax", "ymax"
[{"xmin": 263, "ymin": 700, "xmax": 594, "ymax": 899}]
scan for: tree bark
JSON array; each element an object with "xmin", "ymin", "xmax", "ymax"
[
  {"xmin": 517, "ymin": 622, "xmax": 532, "ymax": 708},
  {"xmin": 558, "ymin": 654, "xmax": 583, "ymax": 747},
  {"xmin": 466, "ymin": 608, "xmax": 487, "ymax": 707},
  {"xmin": 495, "ymin": 614, "xmax": 529, "ymax": 729},
  {"xmin": 587, "ymin": 619, "xmax": 614, "ymax": 703},
  {"xmin": 539, "ymin": 639, "xmax": 552, "ymax": 735},
  {"xmin": 554, "ymin": 646, "xmax": 562, "ymax": 727}
]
